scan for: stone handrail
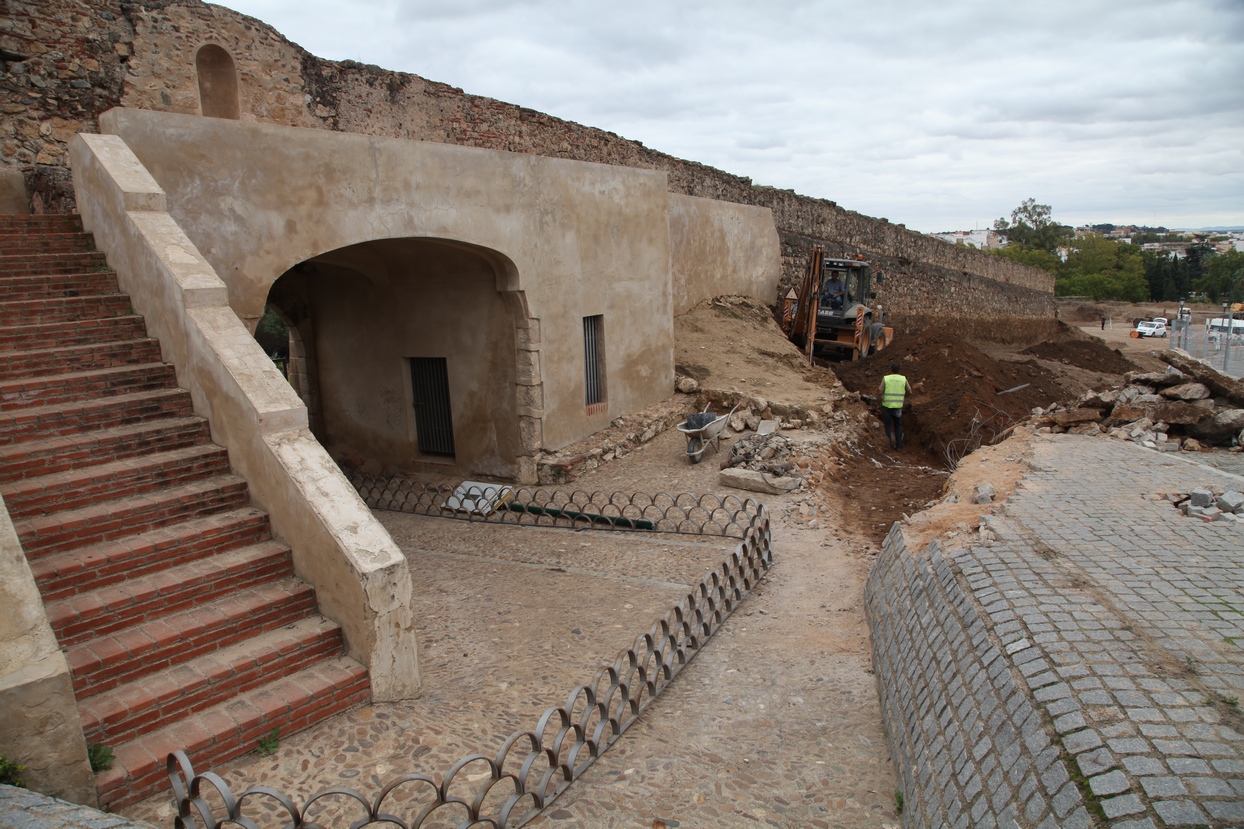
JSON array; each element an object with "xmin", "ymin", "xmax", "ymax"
[{"xmin": 68, "ymin": 131, "xmax": 419, "ymax": 701}]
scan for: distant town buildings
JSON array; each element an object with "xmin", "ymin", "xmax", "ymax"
[
  {"xmin": 931, "ymin": 224, "xmax": 1243, "ymax": 258},
  {"xmin": 930, "ymin": 229, "xmax": 1002, "ymax": 249}
]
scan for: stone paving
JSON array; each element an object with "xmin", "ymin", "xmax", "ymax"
[{"xmin": 873, "ymin": 433, "xmax": 1244, "ymax": 828}]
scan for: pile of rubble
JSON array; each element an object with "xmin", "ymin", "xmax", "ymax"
[
  {"xmin": 1030, "ymin": 350, "xmax": 1244, "ymax": 453},
  {"xmin": 717, "ymin": 431, "xmax": 805, "ymax": 495},
  {"xmin": 1152, "ymin": 487, "xmax": 1244, "ymax": 523}
]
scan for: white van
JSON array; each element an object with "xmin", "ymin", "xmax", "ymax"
[{"xmin": 1207, "ymin": 317, "xmax": 1244, "ymax": 343}]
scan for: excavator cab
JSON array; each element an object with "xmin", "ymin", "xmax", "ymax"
[{"xmin": 785, "ymin": 246, "xmax": 893, "ymax": 362}]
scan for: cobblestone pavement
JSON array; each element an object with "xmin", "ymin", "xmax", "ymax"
[
  {"xmin": 0, "ymin": 784, "xmax": 150, "ymax": 829},
  {"xmin": 966, "ymin": 435, "xmax": 1244, "ymax": 827},
  {"xmin": 120, "ymin": 428, "xmax": 897, "ymax": 829}
]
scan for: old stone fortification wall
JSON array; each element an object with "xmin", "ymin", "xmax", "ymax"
[
  {"xmin": 5, "ymin": 0, "xmax": 1053, "ymax": 332},
  {"xmin": 866, "ymin": 527, "xmax": 1090, "ymax": 829}
]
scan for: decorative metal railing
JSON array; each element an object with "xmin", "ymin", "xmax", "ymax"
[
  {"xmin": 167, "ymin": 504, "xmax": 771, "ymax": 829},
  {"xmin": 351, "ymin": 476, "xmax": 763, "ymax": 539}
]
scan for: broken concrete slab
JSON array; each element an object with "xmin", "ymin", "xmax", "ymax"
[
  {"xmin": 1161, "ymin": 349, "xmax": 1244, "ymax": 407},
  {"xmin": 719, "ymin": 467, "xmax": 800, "ymax": 494},
  {"xmin": 1110, "ymin": 401, "xmax": 1212, "ymax": 427},
  {"xmin": 1188, "ymin": 408, "xmax": 1244, "ymax": 445},
  {"xmin": 1050, "ymin": 408, "xmax": 1103, "ymax": 427},
  {"xmin": 756, "ymin": 420, "xmax": 780, "ymax": 436},
  {"xmin": 1160, "ymin": 382, "xmax": 1211, "ymax": 401}
]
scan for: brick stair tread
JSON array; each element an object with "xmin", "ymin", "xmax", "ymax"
[
  {"xmin": 47, "ymin": 539, "xmax": 292, "ymax": 646},
  {"xmin": 79, "ymin": 615, "xmax": 343, "ymax": 744},
  {"xmin": 0, "ymin": 271, "xmax": 120, "ymax": 298},
  {"xmin": 14, "ymin": 473, "xmax": 250, "ymax": 555},
  {"xmin": 0, "ymin": 338, "xmax": 161, "ymax": 380},
  {"xmin": 0, "ymin": 387, "xmax": 194, "ymax": 444},
  {"xmin": 1, "ymin": 443, "xmax": 229, "ymax": 518},
  {"xmin": 0, "ymin": 361, "xmax": 175, "ymax": 409},
  {"xmin": 66, "ymin": 577, "xmax": 319, "ymax": 696},
  {"xmin": 0, "ymin": 414, "xmax": 208, "ymax": 483},
  {"xmin": 31, "ymin": 507, "xmax": 271, "ymax": 601},
  {"xmin": 0, "ymin": 294, "xmax": 130, "ymax": 323},
  {"xmin": 0, "ymin": 315, "xmax": 147, "ymax": 350},
  {"xmin": 95, "ymin": 657, "xmax": 370, "ymax": 810}
]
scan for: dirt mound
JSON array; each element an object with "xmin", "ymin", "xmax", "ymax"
[
  {"xmin": 1020, "ymin": 338, "xmax": 1138, "ymax": 375},
  {"xmin": 835, "ymin": 330, "xmax": 1065, "ymax": 466}
]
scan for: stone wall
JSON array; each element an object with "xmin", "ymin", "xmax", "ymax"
[
  {"xmin": 866, "ymin": 527, "xmax": 1091, "ymax": 829},
  {"xmin": 5, "ymin": 0, "xmax": 1053, "ymax": 335}
]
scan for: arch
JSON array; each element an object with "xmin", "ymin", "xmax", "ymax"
[
  {"xmin": 262, "ymin": 236, "xmax": 543, "ymax": 482},
  {"xmin": 195, "ymin": 44, "xmax": 241, "ymax": 120}
]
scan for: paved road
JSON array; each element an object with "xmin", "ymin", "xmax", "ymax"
[{"xmin": 969, "ymin": 435, "xmax": 1244, "ymax": 827}]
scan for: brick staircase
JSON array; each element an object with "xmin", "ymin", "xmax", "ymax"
[{"xmin": 0, "ymin": 215, "xmax": 370, "ymax": 810}]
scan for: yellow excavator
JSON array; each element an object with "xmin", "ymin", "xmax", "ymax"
[{"xmin": 782, "ymin": 245, "xmax": 892, "ymax": 363}]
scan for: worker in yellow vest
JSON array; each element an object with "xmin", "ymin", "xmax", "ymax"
[{"xmin": 879, "ymin": 362, "xmax": 913, "ymax": 450}]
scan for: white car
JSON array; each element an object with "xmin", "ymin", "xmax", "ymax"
[{"xmin": 1136, "ymin": 320, "xmax": 1167, "ymax": 338}]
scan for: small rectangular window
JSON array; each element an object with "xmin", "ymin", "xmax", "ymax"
[
  {"xmin": 409, "ymin": 357, "xmax": 455, "ymax": 457},
  {"xmin": 583, "ymin": 315, "xmax": 605, "ymax": 408}
]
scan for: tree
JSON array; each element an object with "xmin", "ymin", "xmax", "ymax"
[
  {"xmin": 993, "ymin": 244, "xmax": 1060, "ymax": 275},
  {"xmin": 1195, "ymin": 249, "xmax": 1244, "ymax": 303},
  {"xmin": 992, "ymin": 198, "xmax": 1072, "ymax": 252},
  {"xmin": 1055, "ymin": 234, "xmax": 1148, "ymax": 301}
]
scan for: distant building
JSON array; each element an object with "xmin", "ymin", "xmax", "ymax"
[{"xmin": 931, "ymin": 229, "xmax": 1001, "ymax": 250}]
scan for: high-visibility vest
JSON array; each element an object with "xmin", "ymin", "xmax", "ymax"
[{"xmin": 882, "ymin": 374, "xmax": 907, "ymax": 409}]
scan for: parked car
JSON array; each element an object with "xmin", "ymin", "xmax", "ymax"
[{"xmin": 1136, "ymin": 320, "xmax": 1167, "ymax": 338}]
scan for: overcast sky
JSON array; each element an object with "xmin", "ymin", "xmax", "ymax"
[{"xmin": 214, "ymin": 0, "xmax": 1243, "ymax": 234}]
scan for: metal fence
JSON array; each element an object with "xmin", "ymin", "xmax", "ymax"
[
  {"xmin": 1168, "ymin": 324, "xmax": 1244, "ymax": 378},
  {"xmin": 166, "ymin": 502, "xmax": 773, "ymax": 829}
]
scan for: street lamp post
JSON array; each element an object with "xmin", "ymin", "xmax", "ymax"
[{"xmin": 1224, "ymin": 301, "xmax": 1232, "ymax": 373}]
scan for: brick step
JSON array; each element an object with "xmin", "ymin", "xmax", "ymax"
[
  {"xmin": 0, "ymin": 254, "xmax": 107, "ymax": 278},
  {"xmin": 65, "ymin": 577, "xmax": 319, "ymax": 696},
  {"xmin": 0, "ymin": 361, "xmax": 176, "ymax": 410},
  {"xmin": 0, "ymin": 215, "xmax": 83, "ymax": 231},
  {"xmin": 1, "ymin": 443, "xmax": 229, "ymax": 519},
  {"xmin": 32, "ymin": 508, "xmax": 272, "ymax": 601},
  {"xmin": 0, "ymin": 337, "xmax": 162, "ymax": 381},
  {"xmin": 0, "ymin": 415, "xmax": 209, "ymax": 484},
  {"xmin": 96, "ymin": 657, "xmax": 370, "ymax": 811},
  {"xmin": 79, "ymin": 616, "xmax": 341, "ymax": 745},
  {"xmin": 0, "ymin": 387, "xmax": 194, "ymax": 445},
  {"xmin": 0, "ymin": 315, "xmax": 147, "ymax": 351},
  {"xmin": 0, "ymin": 293, "xmax": 130, "ymax": 325},
  {"xmin": 0, "ymin": 238, "xmax": 94, "ymax": 256},
  {"xmin": 0, "ymin": 271, "xmax": 120, "ymax": 300},
  {"xmin": 48, "ymin": 540, "xmax": 293, "ymax": 646},
  {"xmin": 15, "ymin": 473, "xmax": 250, "ymax": 557}
]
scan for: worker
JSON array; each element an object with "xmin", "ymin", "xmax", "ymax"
[
  {"xmin": 879, "ymin": 362, "xmax": 913, "ymax": 451},
  {"xmin": 822, "ymin": 274, "xmax": 846, "ymax": 309}
]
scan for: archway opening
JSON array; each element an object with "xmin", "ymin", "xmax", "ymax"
[
  {"xmin": 196, "ymin": 44, "xmax": 241, "ymax": 120},
  {"xmin": 261, "ymin": 237, "xmax": 532, "ymax": 481}
]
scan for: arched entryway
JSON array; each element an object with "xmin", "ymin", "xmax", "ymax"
[{"xmin": 260, "ymin": 236, "xmax": 542, "ymax": 482}]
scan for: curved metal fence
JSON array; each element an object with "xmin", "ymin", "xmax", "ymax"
[
  {"xmin": 352, "ymin": 475, "xmax": 763, "ymax": 539},
  {"xmin": 167, "ymin": 505, "xmax": 772, "ymax": 829}
]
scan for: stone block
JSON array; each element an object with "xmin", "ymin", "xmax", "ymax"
[
  {"xmin": 1160, "ymin": 381, "xmax": 1211, "ymax": 401},
  {"xmin": 718, "ymin": 467, "xmax": 799, "ymax": 494},
  {"xmin": 1216, "ymin": 490, "xmax": 1244, "ymax": 514},
  {"xmin": 974, "ymin": 483, "xmax": 996, "ymax": 504},
  {"xmin": 1189, "ymin": 488, "xmax": 1215, "ymax": 507}
]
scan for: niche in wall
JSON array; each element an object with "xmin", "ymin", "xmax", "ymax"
[{"xmin": 195, "ymin": 44, "xmax": 241, "ymax": 120}]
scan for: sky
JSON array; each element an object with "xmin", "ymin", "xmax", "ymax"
[{"xmin": 212, "ymin": 0, "xmax": 1244, "ymax": 234}]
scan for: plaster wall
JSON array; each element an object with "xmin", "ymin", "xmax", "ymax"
[
  {"xmin": 69, "ymin": 131, "xmax": 420, "ymax": 701},
  {"xmin": 99, "ymin": 107, "xmax": 675, "ymax": 453},
  {"xmin": 0, "ymin": 496, "xmax": 94, "ymax": 805},
  {"xmin": 669, "ymin": 193, "xmax": 781, "ymax": 315}
]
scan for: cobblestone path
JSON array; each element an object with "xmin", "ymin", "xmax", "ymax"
[{"xmin": 968, "ymin": 435, "xmax": 1244, "ymax": 827}]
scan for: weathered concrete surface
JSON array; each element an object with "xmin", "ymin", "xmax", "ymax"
[
  {"xmin": 69, "ymin": 132, "xmax": 420, "ymax": 701},
  {"xmin": 0, "ymin": 497, "xmax": 94, "ymax": 806},
  {"xmin": 870, "ymin": 434, "xmax": 1244, "ymax": 828},
  {"xmin": 669, "ymin": 193, "xmax": 781, "ymax": 314}
]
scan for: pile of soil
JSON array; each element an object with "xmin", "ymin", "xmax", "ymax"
[
  {"xmin": 1021, "ymin": 338, "xmax": 1138, "ymax": 375},
  {"xmin": 834, "ymin": 330, "xmax": 1065, "ymax": 466}
]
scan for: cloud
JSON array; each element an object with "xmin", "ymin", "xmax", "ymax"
[{"xmin": 215, "ymin": 0, "xmax": 1244, "ymax": 232}]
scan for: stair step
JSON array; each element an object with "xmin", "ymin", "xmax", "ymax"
[
  {"xmin": 0, "ymin": 315, "xmax": 147, "ymax": 351},
  {"xmin": 0, "ymin": 294, "xmax": 131, "ymax": 325},
  {"xmin": 0, "ymin": 338, "xmax": 162, "ymax": 381},
  {"xmin": 0, "ymin": 241, "xmax": 95, "ymax": 258},
  {"xmin": 0, "ymin": 271, "xmax": 120, "ymax": 300},
  {"xmin": 0, "ymin": 387, "xmax": 194, "ymax": 444},
  {"xmin": 0, "ymin": 362, "xmax": 176, "ymax": 410},
  {"xmin": 66, "ymin": 577, "xmax": 319, "ymax": 696},
  {"xmin": 79, "ymin": 616, "xmax": 341, "ymax": 745},
  {"xmin": 0, "ymin": 255, "xmax": 108, "ymax": 278},
  {"xmin": 32, "ymin": 508, "xmax": 272, "ymax": 601},
  {"xmin": 1, "ymin": 443, "xmax": 230, "ymax": 519},
  {"xmin": 48, "ymin": 540, "xmax": 292, "ymax": 646},
  {"xmin": 95, "ymin": 657, "xmax": 369, "ymax": 811},
  {"xmin": 0, "ymin": 215, "xmax": 83, "ymax": 231},
  {"xmin": 15, "ymin": 474, "xmax": 250, "ymax": 557},
  {"xmin": 0, "ymin": 415, "xmax": 209, "ymax": 483}
]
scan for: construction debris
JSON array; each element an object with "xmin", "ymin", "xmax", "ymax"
[
  {"xmin": 1156, "ymin": 487, "xmax": 1244, "ymax": 523},
  {"xmin": 717, "ymin": 432, "xmax": 803, "ymax": 494}
]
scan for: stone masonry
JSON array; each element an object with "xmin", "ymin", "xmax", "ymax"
[
  {"xmin": 869, "ymin": 434, "xmax": 1244, "ymax": 828},
  {"xmin": 3, "ymin": 0, "xmax": 1053, "ymax": 336}
]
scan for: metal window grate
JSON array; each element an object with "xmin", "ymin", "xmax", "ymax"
[
  {"xmin": 584, "ymin": 315, "xmax": 604, "ymax": 406},
  {"xmin": 409, "ymin": 357, "xmax": 455, "ymax": 456}
]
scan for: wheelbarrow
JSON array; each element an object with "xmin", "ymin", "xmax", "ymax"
[{"xmin": 676, "ymin": 404, "xmax": 739, "ymax": 464}]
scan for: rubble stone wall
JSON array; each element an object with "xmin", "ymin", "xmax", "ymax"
[
  {"xmin": 6, "ymin": 0, "xmax": 1054, "ymax": 332},
  {"xmin": 866, "ymin": 527, "xmax": 1089, "ymax": 829}
]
